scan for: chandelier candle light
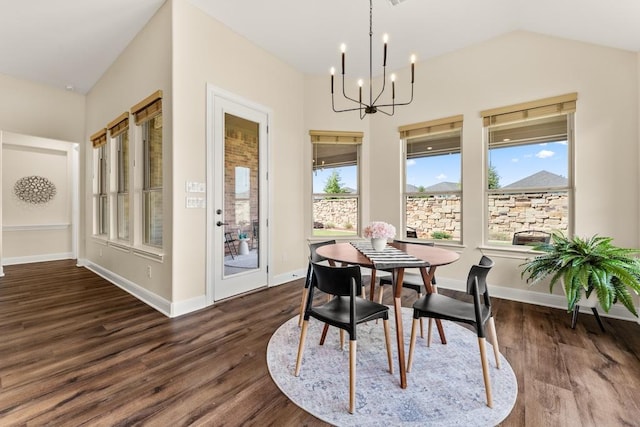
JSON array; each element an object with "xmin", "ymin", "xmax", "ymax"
[
  {"xmin": 331, "ymin": 0, "xmax": 415, "ymax": 119},
  {"xmin": 364, "ymin": 221, "xmax": 396, "ymax": 251}
]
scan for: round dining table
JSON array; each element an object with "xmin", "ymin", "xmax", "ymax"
[{"xmin": 315, "ymin": 241, "xmax": 460, "ymax": 389}]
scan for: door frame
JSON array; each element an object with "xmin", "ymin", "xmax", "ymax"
[{"xmin": 205, "ymin": 84, "xmax": 271, "ymax": 304}]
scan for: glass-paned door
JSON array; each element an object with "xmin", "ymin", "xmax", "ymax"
[{"xmin": 209, "ymin": 91, "xmax": 268, "ymax": 302}]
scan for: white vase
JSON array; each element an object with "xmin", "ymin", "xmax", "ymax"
[{"xmin": 371, "ymin": 237, "xmax": 387, "ymax": 251}]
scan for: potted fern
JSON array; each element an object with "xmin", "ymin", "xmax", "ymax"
[{"xmin": 520, "ymin": 233, "xmax": 640, "ymax": 318}]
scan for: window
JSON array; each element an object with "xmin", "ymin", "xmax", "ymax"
[
  {"xmin": 108, "ymin": 112, "xmax": 130, "ymax": 241},
  {"xmin": 132, "ymin": 91, "xmax": 163, "ymax": 248},
  {"xmin": 91, "ymin": 128, "xmax": 108, "ymax": 236},
  {"xmin": 482, "ymin": 93, "xmax": 576, "ymax": 245},
  {"xmin": 400, "ymin": 116, "xmax": 462, "ymax": 242},
  {"xmin": 310, "ymin": 130, "xmax": 362, "ymax": 237}
]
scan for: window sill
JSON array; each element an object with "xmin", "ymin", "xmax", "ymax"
[
  {"xmin": 92, "ymin": 235, "xmax": 109, "ymax": 245},
  {"xmin": 133, "ymin": 246, "xmax": 164, "ymax": 262},
  {"xmin": 479, "ymin": 244, "xmax": 543, "ymax": 260},
  {"xmin": 108, "ymin": 240, "xmax": 132, "ymax": 253}
]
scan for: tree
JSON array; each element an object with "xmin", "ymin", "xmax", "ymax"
[
  {"xmin": 324, "ymin": 170, "xmax": 348, "ymax": 194},
  {"xmin": 417, "ymin": 185, "xmax": 426, "ymax": 192},
  {"xmin": 488, "ymin": 164, "xmax": 500, "ymax": 189}
]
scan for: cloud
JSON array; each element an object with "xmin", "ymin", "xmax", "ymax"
[
  {"xmin": 436, "ymin": 173, "xmax": 446, "ymax": 181},
  {"xmin": 536, "ymin": 150, "xmax": 555, "ymax": 159},
  {"xmin": 511, "ymin": 158, "xmax": 519, "ymax": 163},
  {"xmin": 407, "ymin": 159, "xmax": 416, "ymax": 166}
]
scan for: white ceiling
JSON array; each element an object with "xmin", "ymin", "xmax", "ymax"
[{"xmin": 1, "ymin": 0, "xmax": 639, "ymax": 94}]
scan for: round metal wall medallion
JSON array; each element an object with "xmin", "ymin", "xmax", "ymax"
[{"xmin": 14, "ymin": 176, "xmax": 57, "ymax": 204}]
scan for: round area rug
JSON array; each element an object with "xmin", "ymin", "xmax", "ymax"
[{"xmin": 267, "ymin": 307, "xmax": 517, "ymax": 426}]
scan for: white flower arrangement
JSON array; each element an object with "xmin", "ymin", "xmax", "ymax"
[{"xmin": 363, "ymin": 221, "xmax": 396, "ymax": 239}]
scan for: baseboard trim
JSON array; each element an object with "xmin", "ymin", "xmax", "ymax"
[
  {"xmin": 435, "ymin": 277, "xmax": 638, "ymax": 322},
  {"xmin": 2, "ymin": 252, "xmax": 73, "ymax": 266},
  {"xmin": 82, "ymin": 259, "xmax": 172, "ymax": 317},
  {"xmin": 271, "ymin": 267, "xmax": 307, "ymax": 287}
]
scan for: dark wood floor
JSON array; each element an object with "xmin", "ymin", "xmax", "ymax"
[{"xmin": 1, "ymin": 260, "xmax": 639, "ymax": 426}]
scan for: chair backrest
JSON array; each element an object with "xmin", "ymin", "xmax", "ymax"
[
  {"xmin": 311, "ymin": 262, "xmax": 362, "ymax": 297},
  {"xmin": 224, "ymin": 231, "xmax": 235, "ymax": 242},
  {"xmin": 252, "ymin": 220, "xmax": 258, "ymax": 236},
  {"xmin": 406, "ymin": 228, "xmax": 418, "ymax": 238},
  {"xmin": 512, "ymin": 230, "xmax": 551, "ymax": 246},
  {"xmin": 393, "ymin": 239, "xmax": 434, "ymax": 247},
  {"xmin": 309, "ymin": 239, "xmax": 337, "ymax": 263},
  {"xmin": 465, "ymin": 255, "xmax": 494, "ymax": 296}
]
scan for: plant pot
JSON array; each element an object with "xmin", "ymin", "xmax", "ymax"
[
  {"xmin": 561, "ymin": 279, "xmax": 604, "ymax": 331},
  {"xmin": 371, "ymin": 237, "xmax": 387, "ymax": 251},
  {"xmin": 561, "ymin": 279, "xmax": 599, "ymax": 308}
]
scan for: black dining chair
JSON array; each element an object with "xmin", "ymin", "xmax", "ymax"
[
  {"xmin": 295, "ymin": 262, "xmax": 393, "ymax": 414},
  {"xmin": 299, "ymin": 240, "xmax": 336, "ymax": 327},
  {"xmin": 512, "ymin": 230, "xmax": 551, "ymax": 246},
  {"xmin": 377, "ymin": 240, "xmax": 437, "ymax": 338},
  {"xmin": 224, "ymin": 231, "xmax": 238, "ymax": 259},
  {"xmin": 406, "ymin": 255, "xmax": 500, "ymax": 408}
]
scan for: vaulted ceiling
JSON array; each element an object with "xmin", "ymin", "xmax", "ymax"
[{"xmin": 1, "ymin": 0, "xmax": 639, "ymax": 94}]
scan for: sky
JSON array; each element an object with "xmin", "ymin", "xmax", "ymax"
[{"xmin": 313, "ymin": 140, "xmax": 568, "ymax": 193}]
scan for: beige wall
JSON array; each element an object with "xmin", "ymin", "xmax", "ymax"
[
  {"xmin": 0, "ymin": 74, "xmax": 84, "ymax": 275},
  {"xmin": 0, "ymin": 73, "xmax": 85, "ymax": 142},
  {"xmin": 2, "ymin": 5, "xmax": 639, "ymax": 317},
  {"xmin": 2, "ymin": 133, "xmax": 75, "ymax": 260},
  {"xmin": 305, "ymin": 31, "xmax": 640, "ymax": 308},
  {"xmin": 84, "ymin": 1, "xmax": 173, "ymax": 300},
  {"xmin": 171, "ymin": 0, "xmax": 305, "ymax": 301}
]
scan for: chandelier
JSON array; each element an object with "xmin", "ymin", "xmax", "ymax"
[{"xmin": 331, "ymin": 0, "xmax": 415, "ymax": 119}]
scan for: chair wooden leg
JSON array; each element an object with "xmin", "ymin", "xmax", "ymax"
[
  {"xmin": 298, "ymin": 288, "xmax": 308, "ymax": 327},
  {"xmin": 487, "ymin": 317, "xmax": 501, "ymax": 369},
  {"xmin": 427, "ymin": 318, "xmax": 433, "ymax": 347},
  {"xmin": 294, "ymin": 320, "xmax": 309, "ymax": 376},
  {"xmin": 407, "ymin": 318, "xmax": 419, "ymax": 373},
  {"xmin": 349, "ymin": 340, "xmax": 357, "ymax": 414},
  {"xmin": 340, "ymin": 330, "xmax": 345, "ymax": 350},
  {"xmin": 377, "ymin": 284, "xmax": 384, "ymax": 304},
  {"xmin": 383, "ymin": 319, "xmax": 393, "ymax": 374},
  {"xmin": 418, "ymin": 293, "xmax": 424, "ymax": 338},
  {"xmin": 478, "ymin": 337, "xmax": 493, "ymax": 408}
]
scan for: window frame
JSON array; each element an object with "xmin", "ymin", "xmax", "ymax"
[
  {"xmin": 482, "ymin": 94, "xmax": 576, "ymax": 247},
  {"xmin": 115, "ymin": 131, "xmax": 130, "ymax": 241},
  {"xmin": 400, "ymin": 116, "xmax": 463, "ymax": 243},
  {"xmin": 310, "ymin": 130, "xmax": 362, "ymax": 238},
  {"xmin": 131, "ymin": 91, "xmax": 163, "ymax": 250},
  {"xmin": 90, "ymin": 127, "xmax": 109, "ymax": 238},
  {"xmin": 141, "ymin": 116, "xmax": 163, "ymax": 248}
]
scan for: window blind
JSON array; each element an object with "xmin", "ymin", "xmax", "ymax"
[
  {"xmin": 107, "ymin": 112, "xmax": 129, "ymax": 138},
  {"xmin": 309, "ymin": 130, "xmax": 363, "ymax": 144},
  {"xmin": 481, "ymin": 93, "xmax": 577, "ymax": 127},
  {"xmin": 90, "ymin": 128, "xmax": 107, "ymax": 148},
  {"xmin": 131, "ymin": 90, "xmax": 163, "ymax": 124},
  {"xmin": 398, "ymin": 115, "xmax": 463, "ymax": 140}
]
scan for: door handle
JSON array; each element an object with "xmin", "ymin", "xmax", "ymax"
[{"xmin": 216, "ymin": 221, "xmax": 228, "ymax": 227}]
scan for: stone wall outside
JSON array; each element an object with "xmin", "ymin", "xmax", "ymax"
[
  {"xmin": 313, "ymin": 197, "xmax": 358, "ymax": 231},
  {"xmin": 312, "ymin": 192, "xmax": 569, "ymax": 241}
]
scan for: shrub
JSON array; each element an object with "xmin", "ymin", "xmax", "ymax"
[{"xmin": 431, "ymin": 231, "xmax": 452, "ymax": 240}]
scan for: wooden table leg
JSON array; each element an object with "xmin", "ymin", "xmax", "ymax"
[
  {"xmin": 369, "ymin": 268, "xmax": 377, "ymax": 301},
  {"xmin": 393, "ymin": 268, "xmax": 407, "ymax": 388},
  {"xmin": 419, "ymin": 266, "xmax": 447, "ymax": 345}
]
